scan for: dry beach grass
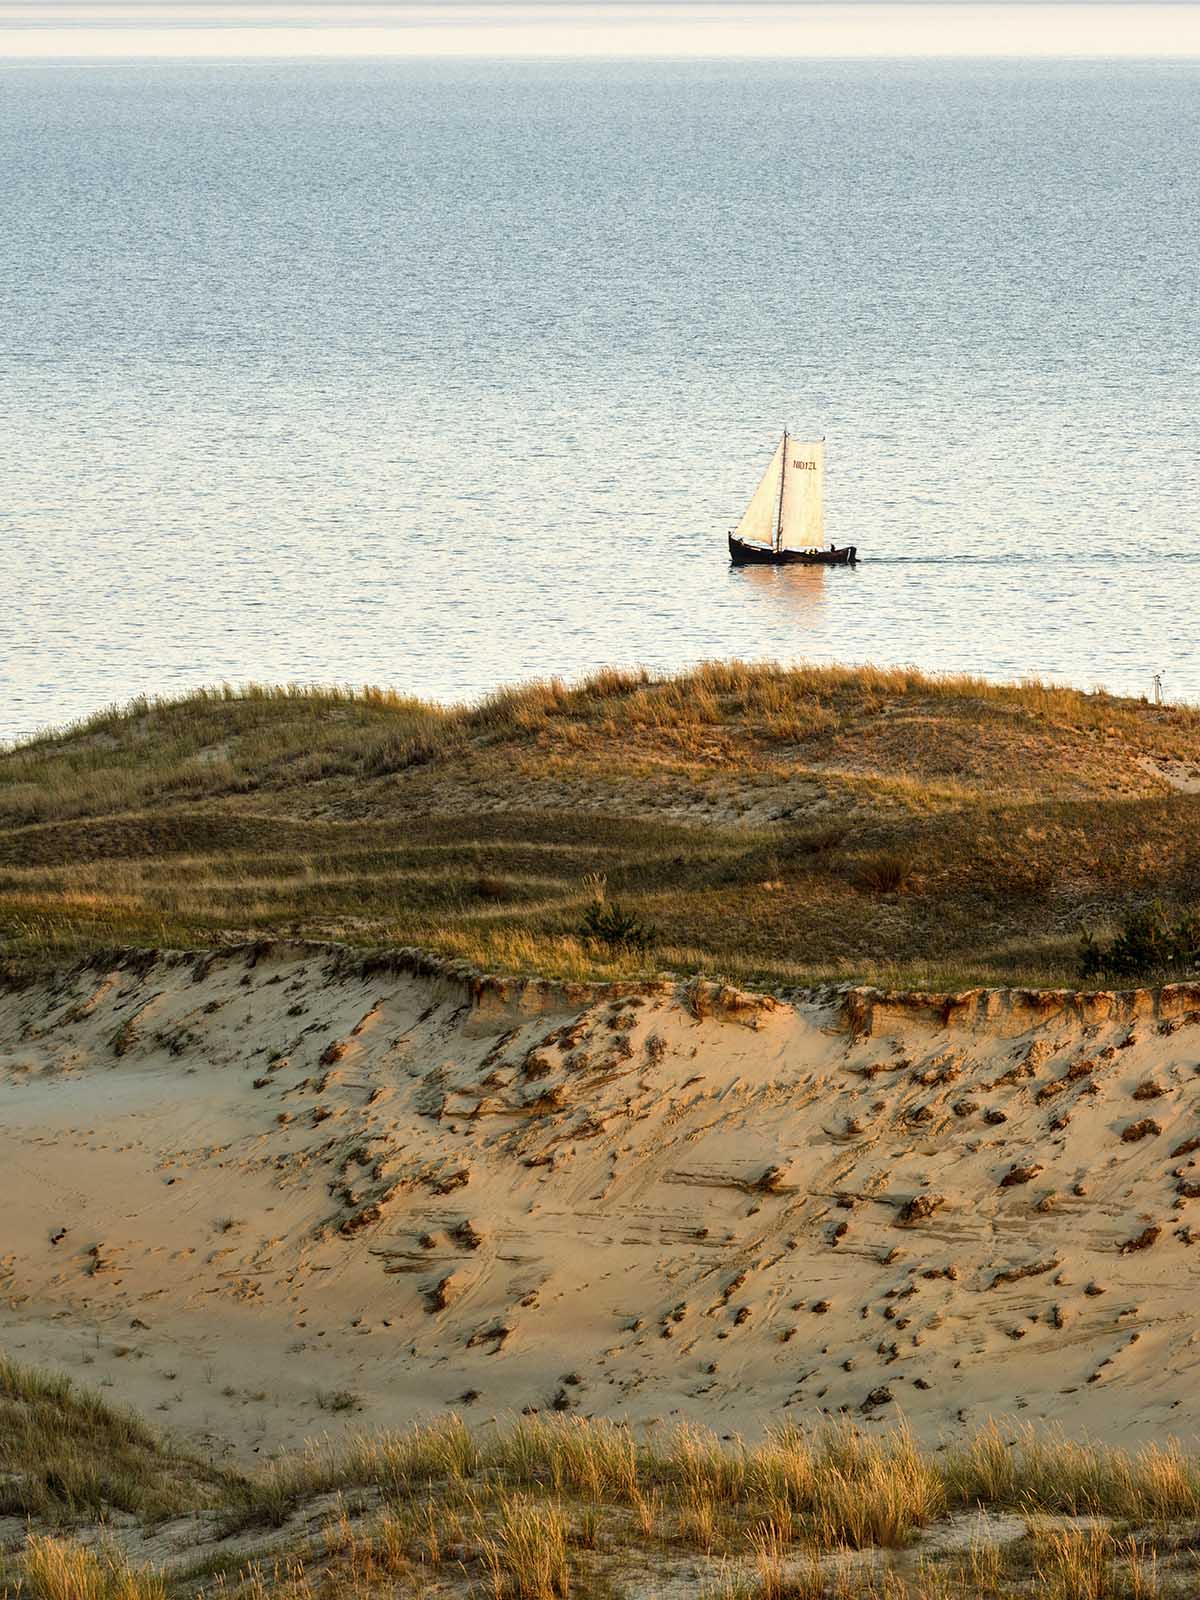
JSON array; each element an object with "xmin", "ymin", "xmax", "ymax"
[
  {"xmin": 5, "ymin": 1362, "xmax": 1200, "ymax": 1598},
  {"xmin": 2, "ymin": 663, "xmax": 1199, "ymax": 987}
]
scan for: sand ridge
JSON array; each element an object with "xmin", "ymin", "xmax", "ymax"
[{"xmin": 2, "ymin": 943, "xmax": 1200, "ymax": 1461}]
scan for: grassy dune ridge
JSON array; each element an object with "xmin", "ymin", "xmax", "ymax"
[
  {"xmin": 2, "ymin": 662, "xmax": 1199, "ymax": 986},
  {"xmin": 3, "ymin": 1355, "xmax": 1200, "ymax": 1598}
]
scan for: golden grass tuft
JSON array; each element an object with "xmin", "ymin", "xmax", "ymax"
[
  {"xmin": 942, "ymin": 1422, "xmax": 1200, "ymax": 1520},
  {"xmin": 481, "ymin": 1494, "xmax": 571, "ymax": 1599},
  {"xmin": 16, "ymin": 1536, "xmax": 167, "ymax": 1600},
  {"xmin": 1027, "ymin": 1524, "xmax": 1165, "ymax": 1600}
]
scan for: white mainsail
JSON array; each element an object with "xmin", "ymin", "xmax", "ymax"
[
  {"xmin": 732, "ymin": 436, "xmax": 785, "ymax": 547},
  {"xmin": 779, "ymin": 438, "xmax": 824, "ymax": 549},
  {"xmin": 733, "ymin": 433, "xmax": 825, "ymax": 550}
]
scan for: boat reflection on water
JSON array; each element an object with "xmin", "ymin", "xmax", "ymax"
[{"xmin": 734, "ymin": 560, "xmax": 827, "ymax": 621}]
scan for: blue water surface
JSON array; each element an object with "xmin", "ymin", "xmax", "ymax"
[{"xmin": 2, "ymin": 58, "xmax": 1198, "ymax": 738}]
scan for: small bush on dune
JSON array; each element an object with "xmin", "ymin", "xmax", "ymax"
[
  {"xmin": 853, "ymin": 851, "xmax": 914, "ymax": 895},
  {"xmin": 580, "ymin": 899, "xmax": 658, "ymax": 953},
  {"xmin": 1079, "ymin": 901, "xmax": 1200, "ymax": 982},
  {"xmin": 363, "ymin": 732, "xmax": 447, "ymax": 776},
  {"xmin": 578, "ymin": 872, "xmax": 657, "ymax": 954},
  {"xmin": 472, "ymin": 874, "xmax": 512, "ymax": 902},
  {"xmin": 785, "ymin": 823, "xmax": 848, "ymax": 858}
]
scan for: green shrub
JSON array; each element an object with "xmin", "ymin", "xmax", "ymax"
[
  {"xmin": 1080, "ymin": 901, "xmax": 1200, "ymax": 982},
  {"xmin": 580, "ymin": 899, "xmax": 658, "ymax": 954}
]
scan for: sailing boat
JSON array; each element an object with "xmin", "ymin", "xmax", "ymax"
[{"xmin": 727, "ymin": 432, "xmax": 857, "ymax": 566}]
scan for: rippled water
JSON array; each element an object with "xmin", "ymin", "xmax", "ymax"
[{"xmin": 3, "ymin": 58, "xmax": 1199, "ymax": 741}]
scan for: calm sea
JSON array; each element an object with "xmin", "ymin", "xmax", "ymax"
[{"xmin": 3, "ymin": 58, "xmax": 1199, "ymax": 741}]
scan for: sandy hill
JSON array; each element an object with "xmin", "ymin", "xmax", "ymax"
[
  {"xmin": 5, "ymin": 669, "xmax": 1200, "ymax": 1595},
  {"xmin": 2, "ymin": 663, "xmax": 1200, "ymax": 990},
  {"xmin": 4, "ymin": 940, "xmax": 1200, "ymax": 1465}
]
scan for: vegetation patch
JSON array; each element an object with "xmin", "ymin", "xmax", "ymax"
[
  {"xmin": 5, "ymin": 1382, "xmax": 1200, "ymax": 1598},
  {"xmin": 2, "ymin": 664, "xmax": 1199, "ymax": 989},
  {"xmin": 0, "ymin": 1355, "xmax": 222, "ymax": 1524},
  {"xmin": 1079, "ymin": 901, "xmax": 1200, "ymax": 984}
]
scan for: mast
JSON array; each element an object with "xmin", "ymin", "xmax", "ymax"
[{"xmin": 774, "ymin": 429, "xmax": 788, "ymax": 552}]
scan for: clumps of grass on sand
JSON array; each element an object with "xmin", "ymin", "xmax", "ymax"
[
  {"xmin": 15, "ymin": 1536, "xmax": 168, "ymax": 1600},
  {"xmin": 7, "ymin": 1372, "xmax": 1200, "ymax": 1599},
  {"xmin": 0, "ymin": 1355, "xmax": 221, "ymax": 1523},
  {"xmin": 941, "ymin": 1421, "xmax": 1200, "ymax": 1521}
]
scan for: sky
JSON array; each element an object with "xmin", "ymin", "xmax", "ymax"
[{"xmin": 3, "ymin": 2, "xmax": 1200, "ymax": 58}]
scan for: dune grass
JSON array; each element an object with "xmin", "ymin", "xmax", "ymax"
[
  {"xmin": 2, "ymin": 663, "xmax": 1199, "ymax": 988},
  {"xmin": 14, "ymin": 1537, "xmax": 168, "ymax": 1600},
  {"xmin": 5, "ymin": 1380, "xmax": 1200, "ymax": 1598},
  {"xmin": 0, "ymin": 1355, "xmax": 224, "ymax": 1524}
]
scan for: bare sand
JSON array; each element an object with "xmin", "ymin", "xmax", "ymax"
[{"xmin": 2, "ymin": 943, "xmax": 1198, "ymax": 1463}]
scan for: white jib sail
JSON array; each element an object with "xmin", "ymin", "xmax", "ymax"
[
  {"xmin": 779, "ymin": 439, "xmax": 825, "ymax": 549},
  {"xmin": 733, "ymin": 436, "xmax": 785, "ymax": 546}
]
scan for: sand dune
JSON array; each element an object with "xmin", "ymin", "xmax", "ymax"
[{"xmin": 2, "ymin": 943, "xmax": 1199, "ymax": 1462}]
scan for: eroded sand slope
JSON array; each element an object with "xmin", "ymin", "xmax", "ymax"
[{"xmin": 2, "ymin": 944, "xmax": 1199, "ymax": 1461}]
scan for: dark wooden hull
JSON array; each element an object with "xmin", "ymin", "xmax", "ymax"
[{"xmin": 728, "ymin": 534, "xmax": 857, "ymax": 567}]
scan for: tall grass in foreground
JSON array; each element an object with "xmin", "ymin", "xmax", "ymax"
[
  {"xmin": 323, "ymin": 1415, "xmax": 945, "ymax": 1548},
  {"xmin": 15, "ymin": 1537, "xmax": 166, "ymax": 1600},
  {"xmin": 942, "ymin": 1421, "xmax": 1200, "ymax": 1521},
  {"xmin": 0, "ymin": 1354, "xmax": 220, "ymax": 1522},
  {"xmin": 206, "ymin": 1412, "xmax": 1200, "ymax": 1557},
  {"xmin": 4, "ymin": 1387, "xmax": 1200, "ymax": 1599},
  {"xmin": 481, "ymin": 1496, "xmax": 571, "ymax": 1599}
]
